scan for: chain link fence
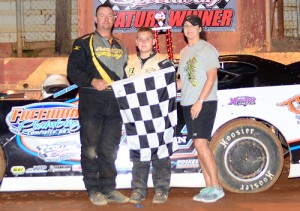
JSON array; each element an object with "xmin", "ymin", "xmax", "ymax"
[
  {"xmin": 21, "ymin": 0, "xmax": 78, "ymax": 43},
  {"xmin": 274, "ymin": 0, "xmax": 300, "ymax": 37}
]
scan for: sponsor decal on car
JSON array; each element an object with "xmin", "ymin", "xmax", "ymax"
[
  {"xmin": 277, "ymin": 94, "xmax": 300, "ymax": 125},
  {"xmin": 5, "ymin": 102, "xmax": 80, "ymax": 137},
  {"xmin": 228, "ymin": 96, "xmax": 256, "ymax": 106},
  {"xmin": 175, "ymin": 159, "xmax": 199, "ymax": 169},
  {"xmin": 37, "ymin": 142, "xmax": 80, "ymax": 163},
  {"xmin": 48, "ymin": 165, "xmax": 72, "ymax": 173},
  {"xmin": 277, "ymin": 94, "xmax": 300, "ymax": 114},
  {"xmin": 25, "ymin": 165, "xmax": 48, "ymax": 174},
  {"xmin": 10, "ymin": 166, "xmax": 26, "ymax": 175}
]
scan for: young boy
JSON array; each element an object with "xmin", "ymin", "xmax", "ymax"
[{"xmin": 125, "ymin": 27, "xmax": 176, "ymax": 204}]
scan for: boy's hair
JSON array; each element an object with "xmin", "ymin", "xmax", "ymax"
[{"xmin": 136, "ymin": 27, "xmax": 154, "ymax": 38}]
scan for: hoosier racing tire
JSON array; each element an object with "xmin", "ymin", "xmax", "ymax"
[
  {"xmin": 0, "ymin": 146, "xmax": 6, "ymax": 181},
  {"xmin": 210, "ymin": 119, "xmax": 283, "ymax": 193}
]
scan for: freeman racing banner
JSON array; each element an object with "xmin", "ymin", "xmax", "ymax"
[{"xmin": 94, "ymin": 0, "xmax": 237, "ymax": 32}]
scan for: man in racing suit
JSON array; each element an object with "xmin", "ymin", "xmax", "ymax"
[{"xmin": 67, "ymin": 4, "xmax": 129, "ymax": 206}]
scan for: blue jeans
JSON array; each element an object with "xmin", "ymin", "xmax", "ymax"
[
  {"xmin": 79, "ymin": 88, "xmax": 122, "ymax": 194},
  {"xmin": 131, "ymin": 157, "xmax": 171, "ymax": 197}
]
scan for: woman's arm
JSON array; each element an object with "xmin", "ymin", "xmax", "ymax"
[
  {"xmin": 176, "ymin": 78, "xmax": 182, "ymax": 91},
  {"xmin": 191, "ymin": 67, "xmax": 218, "ymax": 119},
  {"xmin": 197, "ymin": 67, "xmax": 218, "ymax": 101}
]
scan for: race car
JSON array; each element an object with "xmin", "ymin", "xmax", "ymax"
[{"xmin": 0, "ymin": 54, "xmax": 299, "ymax": 193}]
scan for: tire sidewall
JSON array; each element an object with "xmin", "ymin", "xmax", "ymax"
[
  {"xmin": 211, "ymin": 119, "xmax": 283, "ymax": 193},
  {"xmin": 0, "ymin": 146, "xmax": 6, "ymax": 181}
]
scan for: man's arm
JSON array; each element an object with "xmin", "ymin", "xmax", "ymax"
[{"xmin": 67, "ymin": 38, "xmax": 95, "ymax": 87}]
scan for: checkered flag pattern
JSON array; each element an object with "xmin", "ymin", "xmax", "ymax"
[{"xmin": 112, "ymin": 67, "xmax": 178, "ymax": 161}]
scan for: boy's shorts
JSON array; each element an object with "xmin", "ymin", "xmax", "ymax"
[{"xmin": 182, "ymin": 101, "xmax": 217, "ymax": 141}]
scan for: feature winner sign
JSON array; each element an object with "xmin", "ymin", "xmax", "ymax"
[{"xmin": 94, "ymin": 0, "xmax": 236, "ymax": 32}]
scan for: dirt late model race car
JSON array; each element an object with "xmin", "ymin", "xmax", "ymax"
[{"xmin": 0, "ymin": 54, "xmax": 299, "ymax": 193}]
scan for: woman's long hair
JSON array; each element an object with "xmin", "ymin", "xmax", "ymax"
[{"xmin": 200, "ymin": 29, "xmax": 207, "ymax": 41}]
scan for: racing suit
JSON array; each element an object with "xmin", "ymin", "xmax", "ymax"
[
  {"xmin": 67, "ymin": 31, "xmax": 128, "ymax": 195},
  {"xmin": 125, "ymin": 51, "xmax": 169, "ymax": 77}
]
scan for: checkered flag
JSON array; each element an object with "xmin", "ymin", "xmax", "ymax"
[{"xmin": 111, "ymin": 66, "xmax": 178, "ymax": 162}]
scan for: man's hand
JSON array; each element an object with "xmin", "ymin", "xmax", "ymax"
[{"xmin": 91, "ymin": 78, "xmax": 108, "ymax": 91}]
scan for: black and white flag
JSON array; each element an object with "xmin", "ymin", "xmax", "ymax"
[{"xmin": 111, "ymin": 66, "xmax": 178, "ymax": 162}]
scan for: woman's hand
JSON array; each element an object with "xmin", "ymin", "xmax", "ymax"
[{"xmin": 191, "ymin": 100, "xmax": 203, "ymax": 120}]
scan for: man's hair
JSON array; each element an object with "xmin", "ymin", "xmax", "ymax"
[
  {"xmin": 137, "ymin": 27, "xmax": 154, "ymax": 38},
  {"xmin": 94, "ymin": 3, "xmax": 113, "ymax": 29},
  {"xmin": 95, "ymin": 3, "xmax": 113, "ymax": 15}
]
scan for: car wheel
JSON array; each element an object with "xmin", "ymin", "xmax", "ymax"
[
  {"xmin": 0, "ymin": 146, "xmax": 6, "ymax": 181},
  {"xmin": 210, "ymin": 119, "xmax": 283, "ymax": 193}
]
